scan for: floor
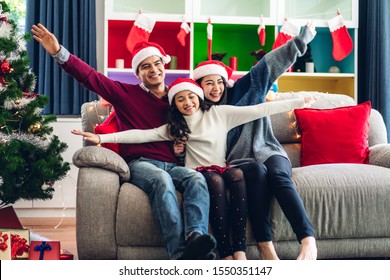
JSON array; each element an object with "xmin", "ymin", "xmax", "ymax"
[{"xmin": 20, "ymin": 217, "xmax": 78, "ymax": 260}]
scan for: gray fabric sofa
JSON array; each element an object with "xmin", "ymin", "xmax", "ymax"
[{"xmin": 73, "ymin": 92, "xmax": 390, "ymax": 260}]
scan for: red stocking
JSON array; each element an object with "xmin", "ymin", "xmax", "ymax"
[
  {"xmin": 207, "ymin": 20, "xmax": 213, "ymax": 60},
  {"xmin": 258, "ymin": 21, "xmax": 266, "ymax": 46},
  {"xmin": 177, "ymin": 21, "xmax": 191, "ymax": 47},
  {"xmin": 328, "ymin": 13, "xmax": 353, "ymax": 61},
  {"xmin": 126, "ymin": 13, "xmax": 156, "ymax": 54},
  {"xmin": 272, "ymin": 19, "xmax": 300, "ymax": 50}
]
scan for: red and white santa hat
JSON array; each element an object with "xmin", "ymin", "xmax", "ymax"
[
  {"xmin": 131, "ymin": 42, "xmax": 171, "ymax": 73},
  {"xmin": 168, "ymin": 78, "xmax": 204, "ymax": 104},
  {"xmin": 193, "ymin": 60, "xmax": 235, "ymax": 87}
]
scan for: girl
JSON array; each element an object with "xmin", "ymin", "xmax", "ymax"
[
  {"xmin": 191, "ymin": 22, "xmax": 318, "ymax": 260},
  {"xmin": 72, "ymin": 78, "xmax": 312, "ymax": 260}
]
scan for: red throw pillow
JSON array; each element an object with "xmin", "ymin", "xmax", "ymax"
[
  {"xmin": 294, "ymin": 101, "xmax": 371, "ymax": 166},
  {"xmin": 94, "ymin": 111, "xmax": 120, "ymax": 154}
]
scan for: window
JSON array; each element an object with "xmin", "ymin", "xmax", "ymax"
[{"xmin": 4, "ymin": 0, "xmax": 26, "ymax": 32}]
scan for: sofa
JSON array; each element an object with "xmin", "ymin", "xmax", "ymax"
[{"xmin": 73, "ymin": 92, "xmax": 390, "ymax": 260}]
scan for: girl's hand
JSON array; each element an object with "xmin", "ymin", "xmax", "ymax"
[
  {"xmin": 173, "ymin": 140, "xmax": 186, "ymax": 155},
  {"xmin": 31, "ymin": 23, "xmax": 61, "ymax": 55},
  {"xmin": 71, "ymin": 129, "xmax": 101, "ymax": 144}
]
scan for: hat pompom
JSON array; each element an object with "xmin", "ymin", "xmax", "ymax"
[
  {"xmin": 227, "ymin": 79, "xmax": 235, "ymax": 88},
  {"xmin": 163, "ymin": 54, "xmax": 171, "ymax": 64}
]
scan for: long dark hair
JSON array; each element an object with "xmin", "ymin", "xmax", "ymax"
[
  {"xmin": 195, "ymin": 76, "xmax": 228, "ymax": 106},
  {"xmin": 166, "ymin": 97, "xmax": 209, "ymax": 143}
]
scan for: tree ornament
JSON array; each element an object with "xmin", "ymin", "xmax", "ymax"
[
  {"xmin": 1, "ymin": 60, "xmax": 11, "ymax": 74},
  {"xmin": 28, "ymin": 122, "xmax": 43, "ymax": 133}
]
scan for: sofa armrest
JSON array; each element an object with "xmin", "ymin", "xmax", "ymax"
[
  {"xmin": 72, "ymin": 146, "xmax": 130, "ymax": 182},
  {"xmin": 369, "ymin": 144, "xmax": 390, "ymax": 168}
]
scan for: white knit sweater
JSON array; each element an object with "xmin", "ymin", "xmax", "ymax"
[{"xmin": 99, "ymin": 98, "xmax": 304, "ymax": 169}]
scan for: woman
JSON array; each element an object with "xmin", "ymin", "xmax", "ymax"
[
  {"xmin": 192, "ymin": 22, "xmax": 318, "ymax": 260},
  {"xmin": 72, "ymin": 78, "xmax": 311, "ymax": 260}
]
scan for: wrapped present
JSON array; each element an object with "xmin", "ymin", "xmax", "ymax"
[
  {"xmin": 29, "ymin": 241, "xmax": 60, "ymax": 260},
  {"xmin": 0, "ymin": 206, "xmax": 23, "ymax": 229},
  {"xmin": 60, "ymin": 248, "xmax": 74, "ymax": 260},
  {"xmin": 0, "ymin": 231, "xmax": 11, "ymax": 260},
  {"xmin": 0, "ymin": 228, "xmax": 30, "ymax": 260}
]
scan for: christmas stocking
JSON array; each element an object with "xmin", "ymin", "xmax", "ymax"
[
  {"xmin": 258, "ymin": 18, "xmax": 266, "ymax": 46},
  {"xmin": 177, "ymin": 21, "xmax": 191, "ymax": 47},
  {"xmin": 272, "ymin": 19, "xmax": 300, "ymax": 50},
  {"xmin": 328, "ymin": 13, "xmax": 353, "ymax": 61},
  {"xmin": 207, "ymin": 20, "xmax": 213, "ymax": 60},
  {"xmin": 126, "ymin": 13, "xmax": 156, "ymax": 54}
]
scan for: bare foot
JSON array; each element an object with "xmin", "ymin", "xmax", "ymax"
[
  {"xmin": 222, "ymin": 255, "xmax": 234, "ymax": 260},
  {"xmin": 297, "ymin": 236, "xmax": 317, "ymax": 260},
  {"xmin": 233, "ymin": 251, "xmax": 247, "ymax": 260},
  {"xmin": 257, "ymin": 241, "xmax": 279, "ymax": 260}
]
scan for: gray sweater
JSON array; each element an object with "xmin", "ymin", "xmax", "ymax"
[{"xmin": 225, "ymin": 25, "xmax": 315, "ymax": 165}]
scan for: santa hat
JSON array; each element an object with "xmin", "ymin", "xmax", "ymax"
[
  {"xmin": 131, "ymin": 42, "xmax": 171, "ymax": 73},
  {"xmin": 168, "ymin": 78, "xmax": 204, "ymax": 105},
  {"xmin": 193, "ymin": 60, "xmax": 235, "ymax": 87}
]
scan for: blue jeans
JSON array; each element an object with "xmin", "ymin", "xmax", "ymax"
[{"xmin": 128, "ymin": 157, "xmax": 210, "ymax": 259}]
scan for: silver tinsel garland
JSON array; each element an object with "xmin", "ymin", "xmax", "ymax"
[{"xmin": 0, "ymin": 132, "xmax": 49, "ymax": 148}]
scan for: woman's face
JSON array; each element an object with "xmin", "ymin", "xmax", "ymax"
[
  {"xmin": 198, "ymin": 74, "xmax": 225, "ymax": 103},
  {"xmin": 174, "ymin": 90, "xmax": 200, "ymax": 116}
]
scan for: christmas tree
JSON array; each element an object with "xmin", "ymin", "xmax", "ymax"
[{"xmin": 0, "ymin": 1, "xmax": 70, "ymax": 207}]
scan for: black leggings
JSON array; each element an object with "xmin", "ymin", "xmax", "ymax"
[
  {"xmin": 240, "ymin": 155, "xmax": 315, "ymax": 242},
  {"xmin": 202, "ymin": 167, "xmax": 247, "ymax": 258}
]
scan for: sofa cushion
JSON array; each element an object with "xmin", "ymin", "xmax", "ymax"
[
  {"xmin": 270, "ymin": 92, "xmax": 356, "ymax": 144},
  {"xmin": 73, "ymin": 146, "xmax": 130, "ymax": 182},
  {"xmin": 294, "ymin": 101, "xmax": 371, "ymax": 166},
  {"xmin": 271, "ymin": 164, "xmax": 390, "ymax": 242}
]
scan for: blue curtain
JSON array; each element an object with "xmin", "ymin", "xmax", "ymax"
[
  {"xmin": 358, "ymin": 0, "xmax": 390, "ymax": 141},
  {"xmin": 25, "ymin": 0, "xmax": 98, "ymax": 115}
]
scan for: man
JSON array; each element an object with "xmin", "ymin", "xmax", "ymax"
[{"xmin": 31, "ymin": 23, "xmax": 216, "ymax": 260}]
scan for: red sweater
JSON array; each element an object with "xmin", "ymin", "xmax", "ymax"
[{"xmin": 61, "ymin": 54, "xmax": 179, "ymax": 164}]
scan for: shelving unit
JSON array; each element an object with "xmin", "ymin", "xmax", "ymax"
[{"xmin": 104, "ymin": 0, "xmax": 358, "ymax": 99}]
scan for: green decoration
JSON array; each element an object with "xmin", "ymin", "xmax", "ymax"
[{"xmin": 0, "ymin": 1, "xmax": 70, "ymax": 207}]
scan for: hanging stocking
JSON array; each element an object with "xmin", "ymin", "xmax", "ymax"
[
  {"xmin": 207, "ymin": 19, "xmax": 213, "ymax": 60},
  {"xmin": 126, "ymin": 12, "xmax": 156, "ymax": 54},
  {"xmin": 328, "ymin": 12, "xmax": 353, "ymax": 61},
  {"xmin": 258, "ymin": 16, "xmax": 266, "ymax": 46},
  {"xmin": 177, "ymin": 21, "xmax": 191, "ymax": 47},
  {"xmin": 272, "ymin": 19, "xmax": 300, "ymax": 50}
]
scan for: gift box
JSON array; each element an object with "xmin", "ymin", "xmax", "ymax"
[
  {"xmin": 0, "ymin": 228, "xmax": 30, "ymax": 260},
  {"xmin": 60, "ymin": 248, "xmax": 74, "ymax": 260},
  {"xmin": 0, "ymin": 231, "xmax": 11, "ymax": 260},
  {"xmin": 0, "ymin": 206, "xmax": 23, "ymax": 229},
  {"xmin": 29, "ymin": 241, "xmax": 60, "ymax": 260}
]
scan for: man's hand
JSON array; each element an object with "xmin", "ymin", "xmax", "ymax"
[
  {"xmin": 71, "ymin": 129, "xmax": 101, "ymax": 144},
  {"xmin": 31, "ymin": 23, "xmax": 61, "ymax": 55}
]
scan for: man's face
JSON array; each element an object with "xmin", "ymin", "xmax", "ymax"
[{"xmin": 136, "ymin": 55, "xmax": 165, "ymax": 87}]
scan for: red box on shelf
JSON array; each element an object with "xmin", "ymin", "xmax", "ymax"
[{"xmin": 28, "ymin": 241, "xmax": 60, "ymax": 260}]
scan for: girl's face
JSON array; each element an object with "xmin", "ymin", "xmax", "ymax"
[
  {"xmin": 198, "ymin": 74, "xmax": 225, "ymax": 103},
  {"xmin": 174, "ymin": 90, "xmax": 200, "ymax": 116}
]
